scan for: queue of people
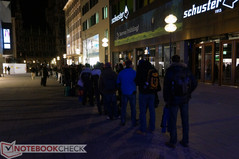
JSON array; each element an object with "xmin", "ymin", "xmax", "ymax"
[{"xmin": 39, "ymin": 54, "xmax": 197, "ymax": 149}]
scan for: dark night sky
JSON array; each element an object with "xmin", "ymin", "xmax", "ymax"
[{"xmin": 19, "ymin": 0, "xmax": 48, "ymax": 27}]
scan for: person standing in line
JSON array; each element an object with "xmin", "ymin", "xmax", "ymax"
[
  {"xmin": 117, "ymin": 60, "xmax": 137, "ymax": 126},
  {"xmin": 135, "ymin": 60, "xmax": 161, "ymax": 135},
  {"xmin": 163, "ymin": 55, "xmax": 197, "ymax": 148},
  {"xmin": 80, "ymin": 63, "xmax": 93, "ymax": 106},
  {"xmin": 115, "ymin": 63, "xmax": 124, "ymax": 116},
  {"xmin": 99, "ymin": 62, "xmax": 118, "ymax": 120},
  {"xmin": 91, "ymin": 62, "xmax": 102, "ymax": 115}
]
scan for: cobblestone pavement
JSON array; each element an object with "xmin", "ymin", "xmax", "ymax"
[{"xmin": 0, "ymin": 74, "xmax": 238, "ymax": 159}]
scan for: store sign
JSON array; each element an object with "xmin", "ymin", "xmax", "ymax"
[
  {"xmin": 183, "ymin": 0, "xmax": 239, "ymax": 18},
  {"xmin": 111, "ymin": 6, "xmax": 129, "ymax": 24}
]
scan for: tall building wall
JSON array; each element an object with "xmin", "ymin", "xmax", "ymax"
[{"xmin": 0, "ymin": 1, "xmax": 12, "ymax": 76}]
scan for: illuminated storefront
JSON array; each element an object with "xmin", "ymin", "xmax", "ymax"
[
  {"xmin": 83, "ymin": 34, "xmax": 100, "ymax": 66},
  {"xmin": 110, "ymin": 0, "xmax": 239, "ymax": 86}
]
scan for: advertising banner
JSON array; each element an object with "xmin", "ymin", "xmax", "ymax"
[{"xmin": 114, "ymin": 0, "xmax": 183, "ymax": 46}]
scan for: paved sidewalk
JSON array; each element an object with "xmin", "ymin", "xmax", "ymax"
[{"xmin": 0, "ymin": 74, "xmax": 239, "ymax": 159}]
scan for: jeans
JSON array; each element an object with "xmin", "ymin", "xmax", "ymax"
[
  {"xmin": 139, "ymin": 93, "xmax": 155, "ymax": 132},
  {"xmin": 104, "ymin": 94, "xmax": 117, "ymax": 119},
  {"xmin": 121, "ymin": 93, "xmax": 136, "ymax": 125},
  {"xmin": 168, "ymin": 103, "xmax": 189, "ymax": 144},
  {"xmin": 82, "ymin": 85, "xmax": 93, "ymax": 105}
]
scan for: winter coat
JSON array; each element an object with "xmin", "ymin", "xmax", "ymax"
[
  {"xmin": 163, "ymin": 62, "xmax": 197, "ymax": 105},
  {"xmin": 99, "ymin": 67, "xmax": 118, "ymax": 94}
]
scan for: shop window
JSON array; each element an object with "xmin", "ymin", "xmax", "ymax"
[
  {"xmin": 204, "ymin": 46, "xmax": 212, "ymax": 81},
  {"xmin": 214, "ymin": 43, "xmax": 220, "ymax": 83},
  {"xmin": 235, "ymin": 42, "xmax": 239, "ymax": 84},
  {"xmin": 222, "ymin": 43, "xmax": 232, "ymax": 84}
]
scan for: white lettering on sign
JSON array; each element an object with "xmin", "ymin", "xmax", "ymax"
[
  {"xmin": 111, "ymin": 6, "xmax": 129, "ymax": 24},
  {"xmin": 183, "ymin": 0, "xmax": 238, "ymax": 18}
]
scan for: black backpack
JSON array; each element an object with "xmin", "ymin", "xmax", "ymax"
[
  {"xmin": 171, "ymin": 67, "xmax": 191, "ymax": 97},
  {"xmin": 146, "ymin": 69, "xmax": 161, "ymax": 92}
]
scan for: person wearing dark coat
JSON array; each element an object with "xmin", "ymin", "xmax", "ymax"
[
  {"xmin": 41, "ymin": 66, "xmax": 48, "ymax": 86},
  {"xmin": 99, "ymin": 62, "xmax": 118, "ymax": 120},
  {"xmin": 163, "ymin": 55, "xmax": 197, "ymax": 148}
]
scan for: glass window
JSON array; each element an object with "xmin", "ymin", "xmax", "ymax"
[
  {"xmin": 235, "ymin": 42, "xmax": 239, "ymax": 84},
  {"xmin": 83, "ymin": 21, "xmax": 87, "ymax": 31},
  {"xmin": 204, "ymin": 46, "xmax": 212, "ymax": 81},
  {"xmin": 90, "ymin": 0, "xmax": 98, "ymax": 9},
  {"xmin": 96, "ymin": 12, "xmax": 99, "ymax": 24},
  {"xmin": 82, "ymin": 3, "xmax": 89, "ymax": 15},
  {"xmin": 104, "ymin": 29, "xmax": 108, "ymax": 39},
  {"xmin": 102, "ymin": 6, "xmax": 108, "ymax": 19},
  {"xmin": 195, "ymin": 46, "xmax": 202, "ymax": 80},
  {"xmin": 214, "ymin": 43, "xmax": 220, "ymax": 83},
  {"xmin": 222, "ymin": 43, "xmax": 232, "ymax": 84}
]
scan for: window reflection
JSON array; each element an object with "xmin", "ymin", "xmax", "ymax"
[{"xmin": 222, "ymin": 43, "xmax": 232, "ymax": 84}]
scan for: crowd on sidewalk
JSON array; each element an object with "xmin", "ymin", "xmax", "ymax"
[{"xmin": 50, "ymin": 55, "xmax": 197, "ymax": 149}]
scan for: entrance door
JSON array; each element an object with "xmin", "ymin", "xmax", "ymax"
[
  {"xmin": 194, "ymin": 42, "xmax": 215, "ymax": 83},
  {"xmin": 221, "ymin": 41, "xmax": 233, "ymax": 85},
  {"xmin": 235, "ymin": 41, "xmax": 239, "ymax": 85}
]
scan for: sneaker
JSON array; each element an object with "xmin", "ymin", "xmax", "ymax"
[
  {"xmin": 165, "ymin": 142, "xmax": 176, "ymax": 148},
  {"xmin": 179, "ymin": 141, "xmax": 188, "ymax": 147}
]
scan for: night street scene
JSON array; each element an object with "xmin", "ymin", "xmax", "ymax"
[{"xmin": 1, "ymin": 0, "xmax": 239, "ymax": 159}]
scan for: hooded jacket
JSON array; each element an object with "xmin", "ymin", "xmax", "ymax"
[{"xmin": 163, "ymin": 62, "xmax": 197, "ymax": 105}]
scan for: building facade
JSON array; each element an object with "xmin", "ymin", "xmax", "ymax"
[
  {"xmin": 64, "ymin": 0, "xmax": 110, "ymax": 66},
  {"xmin": 11, "ymin": 0, "xmax": 67, "ymax": 70},
  {"xmin": 110, "ymin": 0, "xmax": 239, "ymax": 86},
  {"xmin": 46, "ymin": 0, "xmax": 67, "ymax": 66},
  {"xmin": 0, "ymin": 0, "xmax": 12, "ymax": 76}
]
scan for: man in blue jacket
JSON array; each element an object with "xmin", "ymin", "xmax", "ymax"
[{"xmin": 117, "ymin": 60, "xmax": 137, "ymax": 126}]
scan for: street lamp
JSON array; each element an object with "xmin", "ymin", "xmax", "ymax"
[
  {"xmin": 63, "ymin": 54, "xmax": 66, "ymax": 66},
  {"xmin": 102, "ymin": 38, "xmax": 108, "ymax": 63},
  {"xmin": 164, "ymin": 14, "xmax": 177, "ymax": 63}
]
